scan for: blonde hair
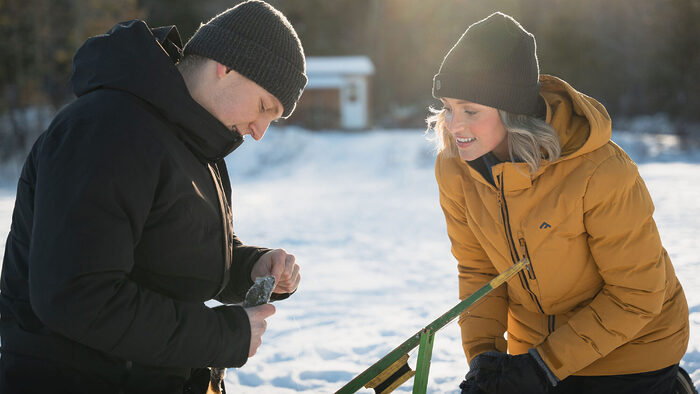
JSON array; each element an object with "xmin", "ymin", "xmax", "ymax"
[{"xmin": 426, "ymin": 107, "xmax": 561, "ymax": 174}]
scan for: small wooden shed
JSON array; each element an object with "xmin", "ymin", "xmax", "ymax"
[{"xmin": 292, "ymin": 56, "xmax": 375, "ymax": 130}]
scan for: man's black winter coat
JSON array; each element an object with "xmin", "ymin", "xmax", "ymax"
[{"xmin": 0, "ymin": 20, "xmax": 275, "ymax": 392}]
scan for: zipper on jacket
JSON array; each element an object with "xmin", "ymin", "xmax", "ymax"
[
  {"xmin": 496, "ymin": 185, "xmax": 504, "ymax": 225},
  {"xmin": 548, "ymin": 315, "xmax": 556, "ymax": 334},
  {"xmin": 208, "ymin": 164, "xmax": 233, "ymax": 295},
  {"xmin": 497, "ymin": 173, "xmax": 545, "ymax": 314},
  {"xmin": 518, "ymin": 237, "xmax": 536, "ymax": 280}
]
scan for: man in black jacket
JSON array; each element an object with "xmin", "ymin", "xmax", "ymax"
[{"xmin": 0, "ymin": 1, "xmax": 305, "ymax": 393}]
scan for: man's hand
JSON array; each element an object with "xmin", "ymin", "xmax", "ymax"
[
  {"xmin": 462, "ymin": 351, "xmax": 551, "ymax": 394},
  {"xmin": 250, "ymin": 249, "xmax": 300, "ymax": 294},
  {"xmin": 244, "ymin": 303, "xmax": 275, "ymax": 357}
]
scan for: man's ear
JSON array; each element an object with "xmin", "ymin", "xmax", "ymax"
[{"xmin": 215, "ymin": 62, "xmax": 229, "ymax": 79}]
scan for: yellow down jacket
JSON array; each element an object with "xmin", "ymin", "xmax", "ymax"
[{"xmin": 435, "ymin": 75, "xmax": 689, "ymax": 380}]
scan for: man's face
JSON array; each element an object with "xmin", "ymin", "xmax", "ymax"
[{"xmin": 205, "ymin": 64, "xmax": 284, "ymax": 141}]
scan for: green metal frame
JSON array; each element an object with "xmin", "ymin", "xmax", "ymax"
[
  {"xmin": 335, "ymin": 258, "xmax": 529, "ymax": 394},
  {"xmin": 412, "ymin": 329, "xmax": 435, "ymax": 394}
]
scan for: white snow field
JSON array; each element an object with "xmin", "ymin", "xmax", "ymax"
[{"xmin": 0, "ymin": 128, "xmax": 698, "ymax": 393}]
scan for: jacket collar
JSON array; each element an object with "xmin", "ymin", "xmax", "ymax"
[
  {"xmin": 466, "ymin": 160, "xmax": 533, "ymax": 191},
  {"xmin": 70, "ymin": 20, "xmax": 243, "ymax": 163}
]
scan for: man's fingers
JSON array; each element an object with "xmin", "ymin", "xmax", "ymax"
[
  {"xmin": 289, "ymin": 271, "xmax": 301, "ymax": 292},
  {"xmin": 284, "ymin": 265, "xmax": 300, "ymax": 289},
  {"xmin": 275, "ymin": 268, "xmax": 300, "ymax": 293},
  {"xmin": 253, "ymin": 249, "xmax": 299, "ymax": 290},
  {"xmin": 290, "ymin": 263, "xmax": 300, "ymax": 281},
  {"xmin": 276, "ymin": 255, "xmax": 297, "ymax": 281},
  {"xmin": 245, "ymin": 304, "xmax": 275, "ymax": 358},
  {"xmin": 253, "ymin": 303, "xmax": 276, "ymax": 318},
  {"xmin": 270, "ymin": 250, "xmax": 287, "ymax": 282},
  {"xmin": 275, "ymin": 268, "xmax": 296, "ymax": 286},
  {"xmin": 249, "ymin": 339, "xmax": 261, "ymax": 357},
  {"xmin": 245, "ymin": 304, "xmax": 275, "ymax": 324},
  {"xmin": 283, "ymin": 254, "xmax": 295, "ymax": 275}
]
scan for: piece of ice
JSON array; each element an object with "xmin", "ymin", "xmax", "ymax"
[{"xmin": 243, "ymin": 275, "xmax": 276, "ymax": 308}]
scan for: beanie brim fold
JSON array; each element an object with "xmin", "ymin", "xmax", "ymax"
[{"xmin": 433, "ymin": 72, "xmax": 543, "ymax": 116}]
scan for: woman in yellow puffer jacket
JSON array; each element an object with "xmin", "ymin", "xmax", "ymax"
[{"xmin": 429, "ymin": 12, "xmax": 690, "ymax": 394}]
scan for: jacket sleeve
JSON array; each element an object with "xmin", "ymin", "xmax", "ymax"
[
  {"xmin": 536, "ymin": 153, "xmax": 667, "ymax": 379},
  {"xmin": 436, "ymin": 156, "xmax": 508, "ymax": 362},
  {"xmin": 29, "ymin": 120, "xmax": 249, "ymax": 369},
  {"xmin": 218, "ymin": 240, "xmax": 294, "ymax": 303},
  {"xmin": 215, "ymin": 236, "xmax": 271, "ymax": 304}
]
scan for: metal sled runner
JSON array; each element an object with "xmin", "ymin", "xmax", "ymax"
[{"xmin": 336, "ymin": 258, "xmax": 530, "ymax": 394}]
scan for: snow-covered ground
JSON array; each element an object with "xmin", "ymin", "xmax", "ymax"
[{"xmin": 1, "ymin": 128, "xmax": 699, "ymax": 392}]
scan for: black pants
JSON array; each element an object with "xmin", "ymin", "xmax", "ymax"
[
  {"xmin": 550, "ymin": 364, "xmax": 679, "ymax": 394},
  {"xmin": 0, "ymin": 351, "xmax": 211, "ymax": 394}
]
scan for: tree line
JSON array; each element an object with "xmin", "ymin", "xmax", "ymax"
[{"xmin": 1, "ymin": 0, "xmax": 698, "ymax": 162}]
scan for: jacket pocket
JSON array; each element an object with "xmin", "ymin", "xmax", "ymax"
[{"xmin": 516, "ymin": 234, "xmax": 544, "ymax": 313}]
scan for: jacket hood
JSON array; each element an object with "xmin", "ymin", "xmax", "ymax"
[
  {"xmin": 540, "ymin": 74, "xmax": 612, "ymax": 161},
  {"xmin": 70, "ymin": 20, "xmax": 242, "ymax": 162},
  {"xmin": 461, "ymin": 74, "xmax": 612, "ymax": 189}
]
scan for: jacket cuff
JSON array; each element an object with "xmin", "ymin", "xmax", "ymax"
[
  {"xmin": 212, "ymin": 305, "xmax": 250, "ymax": 368},
  {"xmin": 528, "ymin": 348, "xmax": 560, "ymax": 387},
  {"xmin": 270, "ymin": 289, "xmax": 296, "ymax": 302},
  {"xmin": 466, "ymin": 336, "xmax": 508, "ymax": 363},
  {"xmin": 235, "ymin": 245, "xmax": 272, "ymax": 288},
  {"xmin": 217, "ymin": 246, "xmax": 272, "ymax": 303}
]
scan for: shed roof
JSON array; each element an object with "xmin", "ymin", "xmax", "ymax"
[{"xmin": 306, "ymin": 56, "xmax": 375, "ymax": 76}]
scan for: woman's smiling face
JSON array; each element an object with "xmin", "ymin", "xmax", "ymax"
[{"xmin": 441, "ymin": 97, "xmax": 509, "ymax": 161}]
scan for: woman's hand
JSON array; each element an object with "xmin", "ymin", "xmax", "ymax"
[
  {"xmin": 250, "ymin": 249, "xmax": 301, "ymax": 294},
  {"xmin": 463, "ymin": 351, "xmax": 551, "ymax": 394}
]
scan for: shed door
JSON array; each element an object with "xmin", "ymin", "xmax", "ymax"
[{"xmin": 341, "ymin": 76, "xmax": 368, "ymax": 129}]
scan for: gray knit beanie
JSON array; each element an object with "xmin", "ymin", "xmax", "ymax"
[
  {"xmin": 432, "ymin": 12, "xmax": 544, "ymax": 116},
  {"xmin": 184, "ymin": 0, "xmax": 307, "ymax": 118}
]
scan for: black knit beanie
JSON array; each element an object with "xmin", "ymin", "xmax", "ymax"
[
  {"xmin": 432, "ymin": 12, "xmax": 544, "ymax": 116},
  {"xmin": 184, "ymin": 0, "xmax": 307, "ymax": 118}
]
